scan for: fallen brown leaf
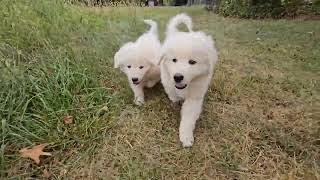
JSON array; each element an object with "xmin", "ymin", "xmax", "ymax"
[
  {"xmin": 43, "ymin": 169, "xmax": 51, "ymax": 178},
  {"xmin": 63, "ymin": 115, "xmax": 73, "ymax": 124},
  {"xmin": 19, "ymin": 143, "xmax": 52, "ymax": 164}
]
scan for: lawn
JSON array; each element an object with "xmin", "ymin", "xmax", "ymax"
[{"xmin": 1, "ymin": 1, "xmax": 319, "ymax": 179}]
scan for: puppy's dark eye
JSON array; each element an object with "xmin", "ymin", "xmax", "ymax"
[
  {"xmin": 127, "ymin": 65, "xmax": 131, "ymax": 68},
  {"xmin": 139, "ymin": 66, "xmax": 144, "ymax": 69},
  {"xmin": 172, "ymin": 58, "xmax": 177, "ymax": 63},
  {"xmin": 189, "ymin": 60, "xmax": 197, "ymax": 65}
]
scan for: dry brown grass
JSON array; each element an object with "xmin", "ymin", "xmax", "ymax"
[
  {"xmin": 66, "ymin": 7, "xmax": 320, "ymax": 180},
  {"xmin": 3, "ymin": 1, "xmax": 318, "ymax": 178}
]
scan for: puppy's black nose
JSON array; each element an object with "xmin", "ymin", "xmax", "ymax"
[
  {"xmin": 132, "ymin": 78, "xmax": 138, "ymax": 82},
  {"xmin": 174, "ymin": 74, "xmax": 184, "ymax": 83}
]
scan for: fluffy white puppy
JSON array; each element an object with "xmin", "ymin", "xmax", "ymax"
[
  {"xmin": 160, "ymin": 14, "xmax": 217, "ymax": 147},
  {"xmin": 114, "ymin": 20, "xmax": 161, "ymax": 105}
]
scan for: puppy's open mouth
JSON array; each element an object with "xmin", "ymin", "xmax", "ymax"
[
  {"xmin": 175, "ymin": 84, "xmax": 187, "ymax": 90},
  {"xmin": 133, "ymin": 82, "xmax": 140, "ymax": 85}
]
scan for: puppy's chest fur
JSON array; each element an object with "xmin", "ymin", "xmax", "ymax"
[
  {"xmin": 174, "ymin": 88, "xmax": 188, "ymax": 99},
  {"xmin": 175, "ymin": 75, "xmax": 210, "ymax": 100}
]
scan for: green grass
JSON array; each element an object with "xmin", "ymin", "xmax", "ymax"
[{"xmin": 1, "ymin": 1, "xmax": 319, "ymax": 179}]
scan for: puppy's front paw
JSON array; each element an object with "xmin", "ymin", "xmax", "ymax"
[
  {"xmin": 134, "ymin": 97, "xmax": 144, "ymax": 106},
  {"xmin": 169, "ymin": 96, "xmax": 183, "ymax": 104},
  {"xmin": 179, "ymin": 131, "xmax": 194, "ymax": 147},
  {"xmin": 175, "ymin": 100, "xmax": 184, "ymax": 106},
  {"xmin": 170, "ymin": 97, "xmax": 180, "ymax": 103}
]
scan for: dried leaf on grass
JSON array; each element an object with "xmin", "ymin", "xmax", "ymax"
[
  {"xmin": 19, "ymin": 143, "xmax": 52, "ymax": 164},
  {"xmin": 63, "ymin": 115, "xmax": 73, "ymax": 124}
]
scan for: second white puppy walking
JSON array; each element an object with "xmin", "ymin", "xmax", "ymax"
[
  {"xmin": 160, "ymin": 14, "xmax": 217, "ymax": 147},
  {"xmin": 114, "ymin": 20, "xmax": 161, "ymax": 105}
]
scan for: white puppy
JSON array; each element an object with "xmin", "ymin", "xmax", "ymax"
[
  {"xmin": 114, "ymin": 20, "xmax": 161, "ymax": 105},
  {"xmin": 160, "ymin": 14, "xmax": 217, "ymax": 147}
]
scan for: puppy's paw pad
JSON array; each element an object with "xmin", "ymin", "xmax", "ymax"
[
  {"xmin": 134, "ymin": 99, "xmax": 144, "ymax": 106},
  {"xmin": 180, "ymin": 134, "xmax": 194, "ymax": 147},
  {"xmin": 170, "ymin": 99, "xmax": 180, "ymax": 103},
  {"xmin": 134, "ymin": 98, "xmax": 144, "ymax": 106},
  {"xmin": 176, "ymin": 100, "xmax": 184, "ymax": 106}
]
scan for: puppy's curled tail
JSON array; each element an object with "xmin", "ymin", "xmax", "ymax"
[
  {"xmin": 166, "ymin": 13, "xmax": 193, "ymax": 36},
  {"xmin": 144, "ymin": 19, "xmax": 158, "ymax": 35}
]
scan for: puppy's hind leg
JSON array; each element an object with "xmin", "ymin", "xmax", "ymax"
[
  {"xmin": 146, "ymin": 79, "xmax": 159, "ymax": 88},
  {"xmin": 179, "ymin": 99, "xmax": 203, "ymax": 147},
  {"xmin": 130, "ymin": 84, "xmax": 145, "ymax": 105},
  {"xmin": 146, "ymin": 67, "xmax": 161, "ymax": 88}
]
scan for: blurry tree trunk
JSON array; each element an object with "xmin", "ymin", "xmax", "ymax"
[
  {"xmin": 187, "ymin": 0, "xmax": 193, "ymax": 6},
  {"xmin": 159, "ymin": 0, "xmax": 163, "ymax": 5},
  {"xmin": 251, "ymin": 0, "xmax": 281, "ymax": 6},
  {"xmin": 206, "ymin": 0, "xmax": 218, "ymax": 10}
]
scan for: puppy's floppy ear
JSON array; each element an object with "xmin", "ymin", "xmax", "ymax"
[
  {"xmin": 114, "ymin": 42, "xmax": 134, "ymax": 69},
  {"xmin": 158, "ymin": 48, "xmax": 173, "ymax": 65},
  {"xmin": 157, "ymin": 54, "xmax": 167, "ymax": 65},
  {"xmin": 157, "ymin": 48, "xmax": 170, "ymax": 65},
  {"xmin": 157, "ymin": 54, "xmax": 166, "ymax": 65},
  {"xmin": 114, "ymin": 51, "xmax": 121, "ymax": 68}
]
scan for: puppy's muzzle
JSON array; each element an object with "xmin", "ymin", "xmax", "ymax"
[
  {"xmin": 132, "ymin": 77, "xmax": 139, "ymax": 84},
  {"xmin": 173, "ymin": 73, "xmax": 184, "ymax": 83}
]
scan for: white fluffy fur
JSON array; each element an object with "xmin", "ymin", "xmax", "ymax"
[
  {"xmin": 160, "ymin": 13, "xmax": 217, "ymax": 147},
  {"xmin": 114, "ymin": 20, "xmax": 161, "ymax": 105}
]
